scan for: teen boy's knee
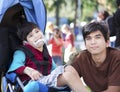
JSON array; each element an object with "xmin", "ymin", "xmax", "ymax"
[{"xmin": 64, "ymin": 65, "xmax": 78, "ymax": 80}]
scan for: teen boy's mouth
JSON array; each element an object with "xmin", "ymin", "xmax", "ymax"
[{"xmin": 91, "ymin": 46, "xmax": 99, "ymax": 50}]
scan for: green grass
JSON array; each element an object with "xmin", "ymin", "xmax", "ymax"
[{"xmin": 86, "ymin": 86, "xmax": 92, "ymax": 92}]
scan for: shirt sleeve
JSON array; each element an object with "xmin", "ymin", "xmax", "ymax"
[
  {"xmin": 7, "ymin": 50, "xmax": 26, "ymax": 74},
  {"xmin": 71, "ymin": 54, "xmax": 82, "ymax": 77},
  {"xmin": 51, "ymin": 59, "xmax": 57, "ymax": 72}
]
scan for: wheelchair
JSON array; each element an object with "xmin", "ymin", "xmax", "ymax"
[{"xmin": 0, "ymin": 1, "xmax": 71, "ymax": 92}]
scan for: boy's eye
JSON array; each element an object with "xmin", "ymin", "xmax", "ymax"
[
  {"xmin": 35, "ymin": 29, "xmax": 39, "ymax": 33},
  {"xmin": 28, "ymin": 34, "xmax": 33, "ymax": 38}
]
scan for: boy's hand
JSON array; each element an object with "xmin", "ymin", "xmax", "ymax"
[{"xmin": 23, "ymin": 67, "xmax": 43, "ymax": 80}]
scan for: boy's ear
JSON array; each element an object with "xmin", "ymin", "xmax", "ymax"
[
  {"xmin": 107, "ymin": 40, "xmax": 110, "ymax": 47},
  {"xmin": 23, "ymin": 40, "xmax": 28, "ymax": 45}
]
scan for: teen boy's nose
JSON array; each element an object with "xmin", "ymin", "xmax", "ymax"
[{"xmin": 91, "ymin": 38, "xmax": 96, "ymax": 44}]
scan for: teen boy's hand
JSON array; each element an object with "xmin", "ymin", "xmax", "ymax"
[{"xmin": 23, "ymin": 67, "xmax": 43, "ymax": 80}]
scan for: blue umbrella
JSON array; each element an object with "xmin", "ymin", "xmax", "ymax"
[{"xmin": 0, "ymin": 0, "xmax": 46, "ymax": 33}]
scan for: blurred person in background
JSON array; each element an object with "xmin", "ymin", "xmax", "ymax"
[
  {"xmin": 97, "ymin": 10, "xmax": 110, "ymax": 22},
  {"xmin": 48, "ymin": 27, "xmax": 64, "ymax": 66},
  {"xmin": 70, "ymin": 22, "xmax": 80, "ymax": 37},
  {"xmin": 45, "ymin": 22, "xmax": 54, "ymax": 42},
  {"xmin": 45, "ymin": 22, "xmax": 55, "ymax": 56},
  {"xmin": 61, "ymin": 24, "xmax": 76, "ymax": 63},
  {"xmin": 113, "ymin": 0, "xmax": 120, "ymax": 49}
]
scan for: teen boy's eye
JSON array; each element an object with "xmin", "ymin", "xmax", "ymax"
[
  {"xmin": 85, "ymin": 36, "xmax": 91, "ymax": 40},
  {"xmin": 95, "ymin": 36, "xmax": 101, "ymax": 39},
  {"xmin": 95, "ymin": 34, "xmax": 101, "ymax": 39}
]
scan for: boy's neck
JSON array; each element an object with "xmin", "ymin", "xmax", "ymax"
[
  {"xmin": 36, "ymin": 46, "xmax": 43, "ymax": 52},
  {"xmin": 92, "ymin": 50, "xmax": 107, "ymax": 67}
]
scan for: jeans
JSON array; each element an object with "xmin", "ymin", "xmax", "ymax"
[{"xmin": 52, "ymin": 56, "xmax": 63, "ymax": 66}]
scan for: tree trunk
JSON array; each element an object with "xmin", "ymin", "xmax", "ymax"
[
  {"xmin": 56, "ymin": 5, "xmax": 59, "ymax": 26},
  {"xmin": 74, "ymin": 0, "xmax": 78, "ymax": 28}
]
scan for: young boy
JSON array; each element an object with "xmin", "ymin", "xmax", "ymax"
[{"xmin": 7, "ymin": 22, "xmax": 62, "ymax": 92}]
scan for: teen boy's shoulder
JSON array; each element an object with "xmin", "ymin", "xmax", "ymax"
[
  {"xmin": 107, "ymin": 47, "xmax": 120, "ymax": 60},
  {"xmin": 72, "ymin": 49, "xmax": 90, "ymax": 62},
  {"xmin": 108, "ymin": 47, "xmax": 120, "ymax": 54}
]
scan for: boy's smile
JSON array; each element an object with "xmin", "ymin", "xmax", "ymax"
[{"xmin": 26, "ymin": 28, "xmax": 45, "ymax": 50}]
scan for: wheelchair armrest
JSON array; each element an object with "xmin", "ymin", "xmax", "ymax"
[
  {"xmin": 5, "ymin": 72, "xmax": 24, "ymax": 90},
  {"xmin": 5, "ymin": 72, "xmax": 17, "ymax": 83}
]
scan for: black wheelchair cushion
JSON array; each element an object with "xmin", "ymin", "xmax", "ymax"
[{"xmin": 49, "ymin": 86, "xmax": 71, "ymax": 92}]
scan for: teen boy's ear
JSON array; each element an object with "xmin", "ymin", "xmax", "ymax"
[{"xmin": 107, "ymin": 40, "xmax": 110, "ymax": 47}]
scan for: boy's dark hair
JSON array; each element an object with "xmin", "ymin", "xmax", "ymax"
[
  {"xmin": 82, "ymin": 22, "xmax": 109, "ymax": 42},
  {"xmin": 17, "ymin": 22, "xmax": 39, "ymax": 41}
]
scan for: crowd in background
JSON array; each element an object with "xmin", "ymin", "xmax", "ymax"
[
  {"xmin": 44, "ymin": 0, "xmax": 120, "ymax": 67},
  {"xmin": 45, "ymin": 21, "xmax": 78, "ymax": 66}
]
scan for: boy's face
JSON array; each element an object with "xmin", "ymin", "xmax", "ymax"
[
  {"xmin": 85, "ymin": 30, "xmax": 109, "ymax": 55},
  {"xmin": 26, "ymin": 28, "xmax": 45, "ymax": 48}
]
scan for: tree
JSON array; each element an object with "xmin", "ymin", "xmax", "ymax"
[
  {"xmin": 44, "ymin": 0, "xmax": 116, "ymax": 25},
  {"xmin": 44, "ymin": 0, "xmax": 66, "ymax": 26}
]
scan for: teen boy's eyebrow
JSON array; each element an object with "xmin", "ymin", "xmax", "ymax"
[
  {"xmin": 95, "ymin": 34, "xmax": 102, "ymax": 37},
  {"xmin": 86, "ymin": 33, "xmax": 102, "ymax": 39}
]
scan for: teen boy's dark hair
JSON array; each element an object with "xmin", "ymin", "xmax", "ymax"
[{"xmin": 82, "ymin": 22, "xmax": 109, "ymax": 42}]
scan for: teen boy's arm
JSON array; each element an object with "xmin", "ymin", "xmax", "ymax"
[{"xmin": 57, "ymin": 65, "xmax": 89, "ymax": 92}]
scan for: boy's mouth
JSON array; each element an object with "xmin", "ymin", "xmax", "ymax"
[{"xmin": 33, "ymin": 39, "xmax": 45, "ymax": 46}]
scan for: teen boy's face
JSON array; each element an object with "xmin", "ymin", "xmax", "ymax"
[
  {"xmin": 85, "ymin": 30, "xmax": 109, "ymax": 55},
  {"xmin": 26, "ymin": 28, "xmax": 44, "ymax": 48}
]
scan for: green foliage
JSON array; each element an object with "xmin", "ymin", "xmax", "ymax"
[
  {"xmin": 82, "ymin": 0, "xmax": 97, "ymax": 8},
  {"xmin": 44, "ymin": 0, "xmax": 117, "ymax": 23},
  {"xmin": 80, "ymin": 0, "xmax": 97, "ymax": 21},
  {"xmin": 106, "ymin": 0, "xmax": 116, "ymax": 12},
  {"xmin": 107, "ymin": 0, "xmax": 117, "ymax": 7},
  {"xmin": 44, "ymin": 0, "xmax": 66, "ymax": 11}
]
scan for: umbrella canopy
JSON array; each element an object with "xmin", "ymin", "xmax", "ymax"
[{"xmin": 0, "ymin": 0, "xmax": 46, "ymax": 33}]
